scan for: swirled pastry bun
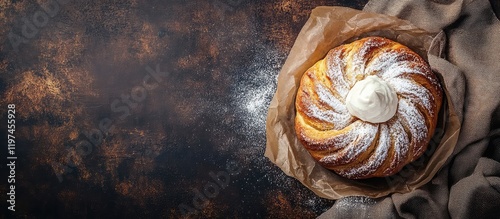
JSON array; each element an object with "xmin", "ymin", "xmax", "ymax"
[{"xmin": 295, "ymin": 37, "xmax": 443, "ymax": 179}]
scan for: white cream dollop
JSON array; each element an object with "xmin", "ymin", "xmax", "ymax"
[{"xmin": 346, "ymin": 75, "xmax": 398, "ymax": 123}]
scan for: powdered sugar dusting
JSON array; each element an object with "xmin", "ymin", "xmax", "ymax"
[
  {"xmin": 367, "ymin": 51, "xmax": 416, "ymax": 77},
  {"xmin": 369, "ymin": 51, "xmax": 440, "ymax": 88},
  {"xmin": 379, "ymin": 62, "xmax": 426, "ymax": 80},
  {"xmin": 388, "ymin": 78, "xmax": 434, "ymax": 114},
  {"xmin": 316, "ymin": 84, "xmax": 347, "ymax": 114},
  {"xmin": 337, "ymin": 124, "xmax": 390, "ymax": 178},
  {"xmin": 397, "ymin": 98, "xmax": 428, "ymax": 143},
  {"xmin": 300, "ymin": 123, "xmax": 357, "ymax": 151},
  {"xmin": 319, "ymin": 122, "xmax": 378, "ymax": 165},
  {"xmin": 384, "ymin": 119, "xmax": 410, "ymax": 174},
  {"xmin": 332, "ymin": 196, "xmax": 377, "ymax": 218},
  {"xmin": 318, "ymin": 126, "xmax": 356, "ymax": 151},
  {"xmin": 303, "ymin": 97, "xmax": 352, "ymax": 129},
  {"xmin": 334, "ymin": 196, "xmax": 376, "ymax": 208},
  {"xmin": 326, "ymin": 49, "xmax": 349, "ymax": 97},
  {"xmin": 348, "ymin": 38, "xmax": 389, "ymax": 82}
]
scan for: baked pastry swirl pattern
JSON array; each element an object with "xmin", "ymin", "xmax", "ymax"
[{"xmin": 295, "ymin": 37, "xmax": 443, "ymax": 179}]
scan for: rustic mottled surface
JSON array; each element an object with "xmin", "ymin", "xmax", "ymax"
[{"xmin": 0, "ymin": 0, "xmax": 367, "ymax": 218}]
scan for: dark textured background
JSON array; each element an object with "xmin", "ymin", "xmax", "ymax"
[{"xmin": 0, "ymin": 0, "xmax": 368, "ymax": 218}]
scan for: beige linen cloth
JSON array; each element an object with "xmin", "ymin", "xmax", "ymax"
[{"xmin": 318, "ymin": 0, "xmax": 500, "ymax": 218}]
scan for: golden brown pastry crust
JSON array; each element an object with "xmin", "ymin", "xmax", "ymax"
[{"xmin": 295, "ymin": 37, "xmax": 443, "ymax": 179}]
